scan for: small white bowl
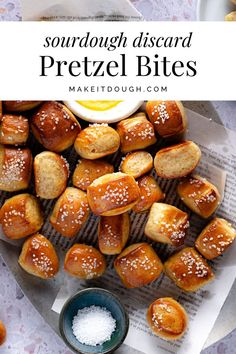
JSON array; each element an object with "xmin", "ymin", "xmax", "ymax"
[{"xmin": 63, "ymin": 101, "xmax": 144, "ymax": 124}]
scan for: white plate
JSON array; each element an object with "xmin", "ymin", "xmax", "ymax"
[
  {"xmin": 63, "ymin": 101, "xmax": 144, "ymax": 123},
  {"xmin": 197, "ymin": 0, "xmax": 236, "ymax": 20}
]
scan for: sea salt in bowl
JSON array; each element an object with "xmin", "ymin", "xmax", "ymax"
[{"xmin": 59, "ymin": 288, "xmax": 129, "ymax": 353}]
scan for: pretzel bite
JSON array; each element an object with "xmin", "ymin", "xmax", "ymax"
[
  {"xmin": 195, "ymin": 218, "xmax": 236, "ymax": 260},
  {"xmin": 164, "ymin": 247, "xmax": 214, "ymax": 292},
  {"xmin": 18, "ymin": 234, "xmax": 59, "ymax": 279},
  {"xmin": 98, "ymin": 213, "xmax": 130, "ymax": 255},
  {"xmin": 120, "ymin": 151, "xmax": 153, "ymax": 179},
  {"xmin": 31, "ymin": 101, "xmax": 80, "ymax": 152},
  {"xmin": 0, "ymin": 114, "xmax": 29, "ymax": 145},
  {"xmin": 0, "ymin": 193, "xmax": 43, "ymax": 240},
  {"xmin": 177, "ymin": 175, "xmax": 220, "ymax": 218},
  {"xmin": 0, "ymin": 145, "xmax": 32, "ymax": 192},
  {"xmin": 147, "ymin": 297, "xmax": 188, "ymax": 340},
  {"xmin": 72, "ymin": 158, "xmax": 114, "ymax": 191},
  {"xmin": 74, "ymin": 124, "xmax": 120, "ymax": 160},
  {"xmin": 0, "ymin": 320, "xmax": 6, "ymax": 345},
  {"xmin": 34, "ymin": 151, "xmax": 69, "ymax": 199},
  {"xmin": 3, "ymin": 101, "xmax": 42, "ymax": 112},
  {"xmin": 0, "ymin": 101, "xmax": 2, "ymax": 119},
  {"xmin": 145, "ymin": 203, "xmax": 189, "ymax": 246},
  {"xmin": 133, "ymin": 176, "xmax": 165, "ymax": 213},
  {"xmin": 87, "ymin": 172, "xmax": 140, "ymax": 216},
  {"xmin": 64, "ymin": 244, "xmax": 106, "ymax": 279},
  {"xmin": 116, "ymin": 112, "xmax": 157, "ymax": 153},
  {"xmin": 114, "ymin": 243, "xmax": 163, "ymax": 288},
  {"xmin": 154, "ymin": 141, "xmax": 201, "ymax": 179},
  {"xmin": 50, "ymin": 187, "xmax": 90, "ymax": 237},
  {"xmin": 146, "ymin": 101, "xmax": 187, "ymax": 138}
]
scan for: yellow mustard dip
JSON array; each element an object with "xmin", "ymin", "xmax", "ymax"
[{"xmin": 76, "ymin": 101, "xmax": 122, "ymax": 111}]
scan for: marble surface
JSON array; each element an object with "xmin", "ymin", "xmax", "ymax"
[{"xmin": 133, "ymin": 0, "xmax": 197, "ymax": 20}]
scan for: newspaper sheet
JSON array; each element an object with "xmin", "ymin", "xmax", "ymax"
[
  {"xmin": 50, "ymin": 110, "xmax": 236, "ymax": 354},
  {"xmin": 21, "ymin": 0, "xmax": 142, "ymax": 21}
]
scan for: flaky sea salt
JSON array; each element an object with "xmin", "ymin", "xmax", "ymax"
[{"xmin": 72, "ymin": 305, "xmax": 116, "ymax": 346}]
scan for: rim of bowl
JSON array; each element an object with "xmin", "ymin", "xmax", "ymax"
[
  {"xmin": 59, "ymin": 287, "xmax": 129, "ymax": 354},
  {"xmin": 196, "ymin": 0, "xmax": 203, "ymax": 21},
  {"xmin": 63, "ymin": 101, "xmax": 144, "ymax": 123}
]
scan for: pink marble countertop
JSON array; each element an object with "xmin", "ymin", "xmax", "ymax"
[{"xmin": 132, "ymin": 0, "xmax": 197, "ymax": 20}]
